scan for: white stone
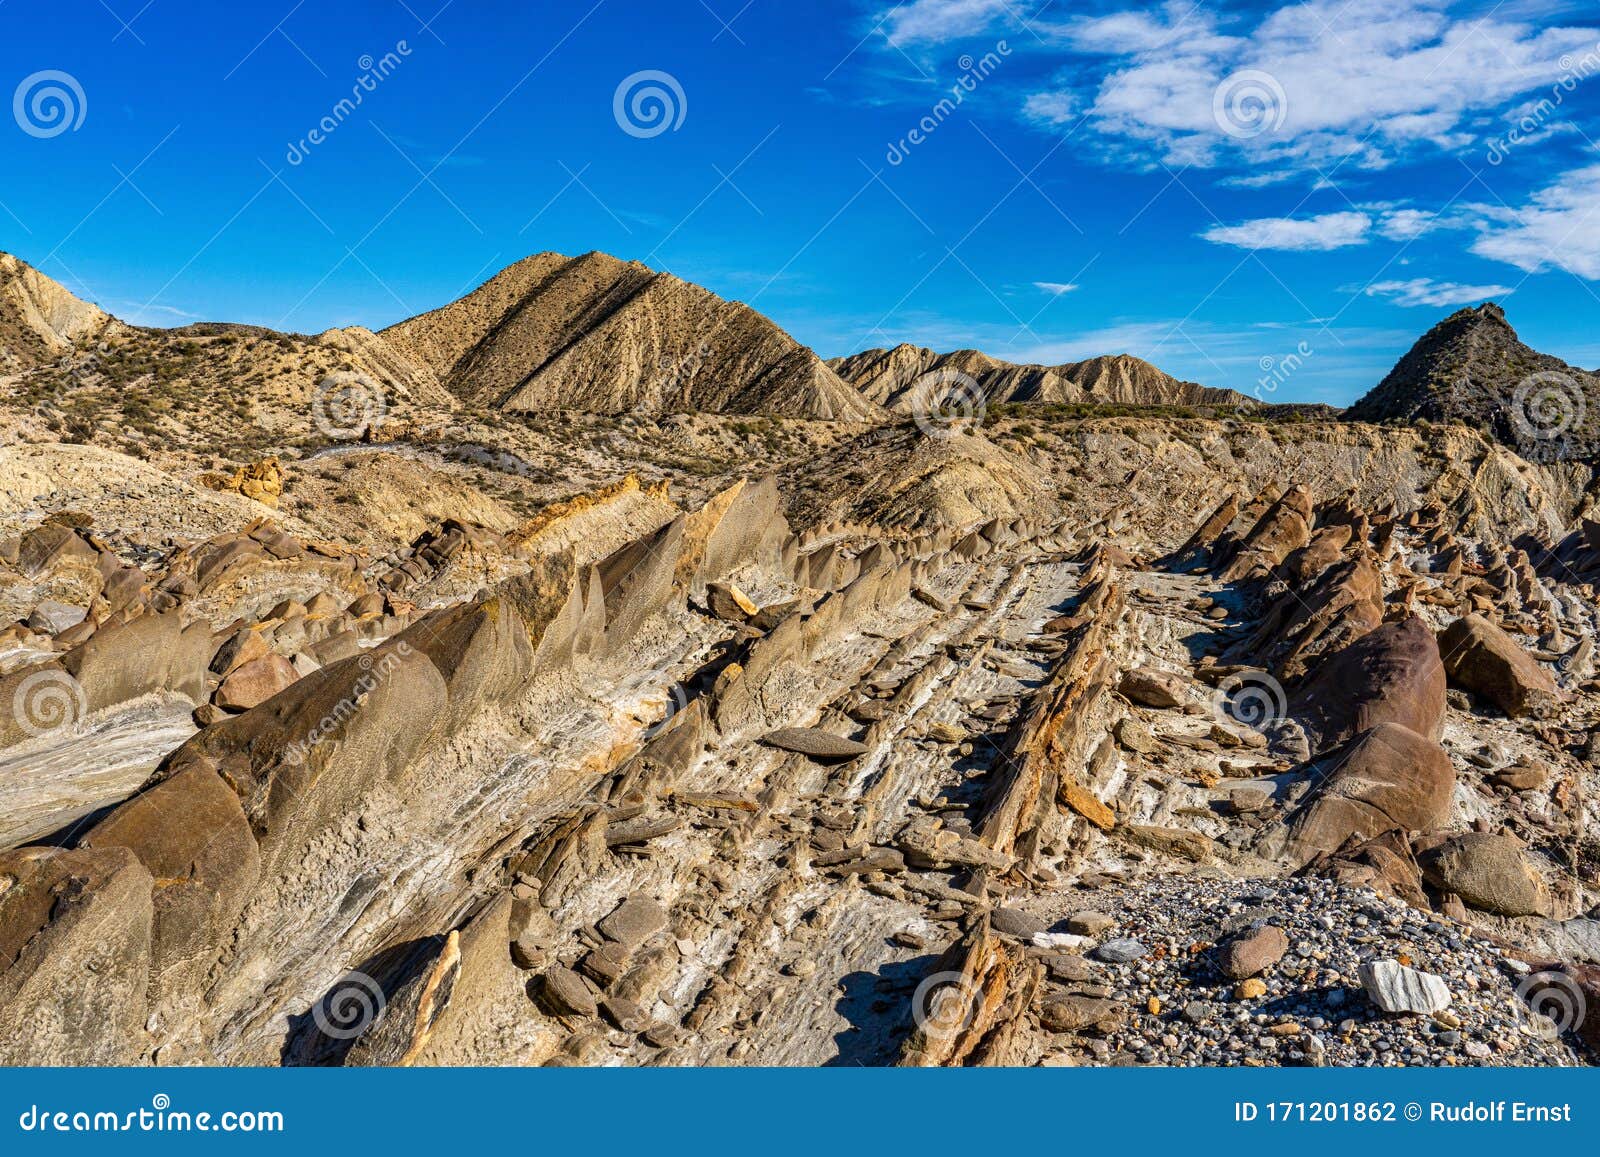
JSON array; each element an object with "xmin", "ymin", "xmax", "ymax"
[{"xmin": 1359, "ymin": 959, "xmax": 1451, "ymax": 1014}]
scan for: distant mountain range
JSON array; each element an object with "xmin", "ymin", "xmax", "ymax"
[
  {"xmin": 828, "ymin": 344, "xmax": 1251, "ymax": 411},
  {"xmin": 3, "ymin": 249, "xmax": 1596, "ymax": 462}
]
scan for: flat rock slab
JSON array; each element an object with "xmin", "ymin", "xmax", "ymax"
[
  {"xmin": 761, "ymin": 727, "xmax": 870, "ymax": 759},
  {"xmin": 1093, "ymin": 937, "xmax": 1147, "ymax": 964},
  {"xmin": 597, "ymin": 895, "xmax": 669, "ymax": 948}
]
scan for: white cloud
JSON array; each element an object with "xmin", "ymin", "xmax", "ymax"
[
  {"xmin": 1034, "ymin": 281, "xmax": 1079, "ymax": 295},
  {"xmin": 881, "ymin": 0, "xmax": 1011, "ymax": 46},
  {"xmin": 1021, "ymin": 91, "xmax": 1077, "ymax": 127},
  {"xmin": 1364, "ymin": 278, "xmax": 1514, "ymax": 306},
  {"xmin": 990, "ymin": 0, "xmax": 1596, "ymax": 173},
  {"xmin": 1376, "ymin": 208, "xmax": 1447, "ymax": 240},
  {"xmin": 1201, "ymin": 211, "xmax": 1374, "ymax": 251},
  {"xmin": 1470, "ymin": 165, "xmax": 1600, "ymax": 278}
]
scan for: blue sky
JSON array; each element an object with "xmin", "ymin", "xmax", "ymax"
[{"xmin": 3, "ymin": 0, "xmax": 1600, "ymax": 404}]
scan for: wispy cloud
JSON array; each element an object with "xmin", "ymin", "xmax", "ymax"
[
  {"xmin": 1033, "ymin": 280, "xmax": 1079, "ymax": 295},
  {"xmin": 881, "ymin": 0, "xmax": 1013, "ymax": 46},
  {"xmin": 1469, "ymin": 164, "xmax": 1600, "ymax": 279},
  {"xmin": 1201, "ymin": 211, "xmax": 1374, "ymax": 251},
  {"xmin": 1363, "ymin": 277, "xmax": 1514, "ymax": 306}
]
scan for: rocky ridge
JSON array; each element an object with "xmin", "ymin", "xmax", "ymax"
[{"xmin": 828, "ymin": 343, "xmax": 1253, "ymax": 412}]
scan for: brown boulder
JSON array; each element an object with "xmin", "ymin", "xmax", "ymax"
[
  {"xmin": 761, "ymin": 727, "xmax": 870, "ymax": 759},
  {"xmin": 1217, "ymin": 924, "xmax": 1288, "ymax": 979},
  {"xmin": 1437, "ymin": 614, "xmax": 1561, "ymax": 718},
  {"xmin": 214, "ymin": 653, "xmax": 299, "ymax": 711},
  {"xmin": 62, "ymin": 611, "xmax": 211, "ymax": 712},
  {"xmin": 1118, "ymin": 667, "xmax": 1188, "ymax": 709},
  {"xmin": 1274, "ymin": 721, "xmax": 1454, "ymax": 865},
  {"xmin": 83, "ymin": 764, "xmax": 261, "ymax": 1000},
  {"xmin": 0, "ymin": 846, "xmax": 153, "ymax": 1064},
  {"xmin": 1294, "ymin": 616, "xmax": 1445, "ymax": 751},
  {"xmin": 1419, "ymin": 832, "xmax": 1552, "ymax": 917}
]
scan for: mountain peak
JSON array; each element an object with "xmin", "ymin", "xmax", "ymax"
[
  {"xmin": 1346, "ymin": 302, "xmax": 1598, "ymax": 461},
  {"xmin": 379, "ymin": 251, "xmax": 882, "ymax": 421}
]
